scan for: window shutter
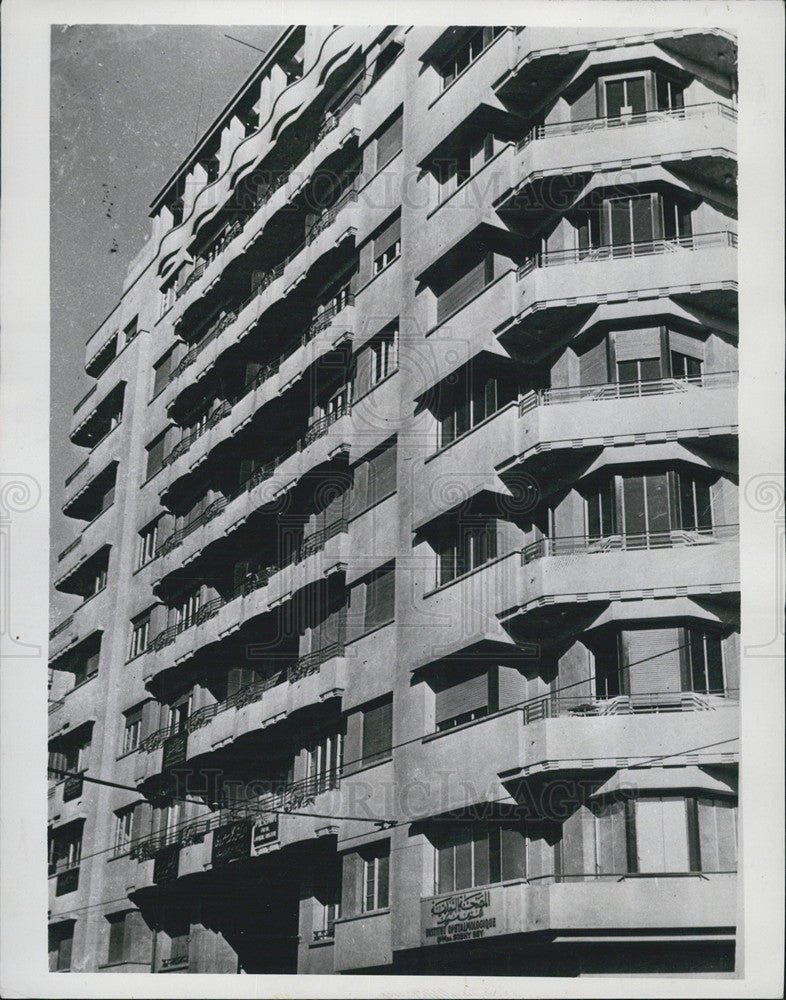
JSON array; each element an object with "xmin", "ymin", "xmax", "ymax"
[
  {"xmin": 146, "ymin": 434, "xmax": 166, "ymax": 479},
  {"xmin": 500, "ymin": 826, "xmax": 527, "ymax": 881},
  {"xmin": 376, "ymin": 114, "xmax": 403, "ymax": 169},
  {"xmin": 362, "ymin": 698, "xmax": 392, "ymax": 763},
  {"xmin": 350, "ymin": 459, "xmax": 369, "ymax": 518},
  {"xmin": 353, "ymin": 345, "xmax": 373, "ymax": 401},
  {"xmin": 437, "ymin": 257, "xmax": 488, "ymax": 324},
  {"xmin": 374, "ymin": 216, "xmax": 401, "ymax": 259},
  {"xmin": 365, "ymin": 564, "xmax": 395, "ymax": 629},
  {"xmin": 435, "ymin": 669, "xmax": 489, "ymax": 726},
  {"xmin": 367, "ymin": 443, "xmax": 397, "ymax": 508},
  {"xmin": 621, "ymin": 628, "xmax": 681, "ymax": 694},
  {"xmin": 613, "ymin": 327, "xmax": 662, "ymax": 362},
  {"xmin": 667, "ymin": 329, "xmax": 704, "ymax": 360},
  {"xmin": 107, "ymin": 914, "xmax": 126, "ymax": 964},
  {"xmin": 341, "ymin": 852, "xmax": 360, "ymax": 916}
]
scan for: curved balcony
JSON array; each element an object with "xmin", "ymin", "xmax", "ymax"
[
  {"xmin": 62, "ymin": 427, "xmax": 122, "ymax": 517},
  {"xmin": 498, "ymin": 102, "xmax": 737, "ymax": 220},
  {"xmin": 69, "ymin": 381, "xmax": 124, "ymax": 448},
  {"xmin": 506, "ymin": 232, "xmax": 737, "ymax": 344},
  {"xmin": 151, "ymin": 405, "xmax": 352, "ymax": 583},
  {"xmin": 507, "ymin": 524, "xmax": 739, "ymax": 634},
  {"xmin": 159, "ymin": 301, "xmax": 355, "ymax": 503},
  {"xmin": 155, "ymin": 27, "xmax": 366, "ymax": 277},
  {"xmin": 171, "ymin": 91, "xmax": 362, "ymax": 329},
  {"xmin": 165, "ymin": 196, "xmax": 358, "ymax": 409}
]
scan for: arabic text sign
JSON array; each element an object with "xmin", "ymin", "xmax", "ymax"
[{"xmin": 421, "ymin": 888, "xmax": 507, "ymax": 947}]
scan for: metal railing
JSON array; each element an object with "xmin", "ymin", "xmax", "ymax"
[
  {"xmin": 147, "ymin": 597, "xmax": 224, "ymax": 653},
  {"xmin": 520, "ymin": 687, "xmax": 739, "ymax": 725},
  {"xmin": 64, "ymin": 459, "xmax": 89, "ymax": 488},
  {"xmin": 57, "ymin": 537, "xmax": 82, "ymax": 563},
  {"xmin": 73, "ymin": 384, "xmax": 97, "ymax": 414},
  {"xmin": 520, "ymin": 523, "xmax": 738, "ymax": 564},
  {"xmin": 48, "ymin": 697, "xmax": 66, "ymax": 715},
  {"xmin": 49, "ymin": 616, "xmax": 74, "ymax": 640},
  {"xmin": 518, "ymin": 370, "xmax": 738, "ymax": 413},
  {"xmin": 139, "ymin": 637, "xmax": 346, "ymax": 754},
  {"xmin": 85, "ymin": 330, "xmax": 118, "ymax": 374},
  {"xmin": 163, "ymin": 400, "xmax": 231, "ymax": 466},
  {"xmin": 518, "ymin": 231, "xmax": 737, "ymax": 277},
  {"xmin": 123, "ymin": 771, "xmax": 342, "ymax": 861},
  {"xmin": 517, "ymin": 101, "xmax": 738, "ymax": 150}
]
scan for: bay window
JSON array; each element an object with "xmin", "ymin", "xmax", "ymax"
[
  {"xmin": 434, "ymin": 823, "xmax": 526, "ymax": 894},
  {"xmin": 436, "ymin": 516, "xmax": 498, "ymax": 586}
]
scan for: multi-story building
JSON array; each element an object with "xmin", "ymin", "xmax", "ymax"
[{"xmin": 48, "ymin": 24, "xmax": 739, "ymax": 976}]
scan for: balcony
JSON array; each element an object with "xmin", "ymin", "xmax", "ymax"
[
  {"xmin": 156, "ymin": 29, "xmax": 365, "ymax": 305},
  {"xmin": 49, "ymin": 616, "xmax": 78, "ymax": 662},
  {"xmin": 498, "ymin": 102, "xmax": 738, "ymax": 220},
  {"xmin": 69, "ymin": 382, "xmax": 125, "ymax": 448},
  {"xmin": 418, "ymin": 872, "xmax": 736, "ymax": 948},
  {"xmin": 160, "ymin": 301, "xmax": 355, "ymax": 501},
  {"xmin": 507, "ymin": 232, "xmax": 737, "ymax": 342},
  {"xmin": 62, "ymin": 441, "xmax": 120, "ymax": 518},
  {"xmin": 84, "ymin": 328, "xmax": 119, "ymax": 377},
  {"xmin": 152, "ymin": 403, "xmax": 352, "ymax": 579},
  {"xmin": 510, "ymin": 371, "xmax": 738, "ymax": 470},
  {"xmin": 507, "ymin": 525, "xmax": 739, "ymax": 635}
]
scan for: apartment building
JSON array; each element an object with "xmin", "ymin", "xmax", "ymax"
[{"xmin": 48, "ymin": 24, "xmax": 739, "ymax": 976}]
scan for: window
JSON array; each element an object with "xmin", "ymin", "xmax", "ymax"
[
  {"xmin": 106, "ymin": 912, "xmax": 129, "ymax": 965},
  {"xmin": 591, "ymin": 631, "xmax": 625, "ymax": 698},
  {"xmin": 671, "ymin": 350, "xmax": 702, "ymax": 381},
  {"xmin": 656, "ymin": 75, "xmax": 685, "ymax": 112},
  {"xmin": 437, "ymin": 133, "xmax": 494, "ymax": 199},
  {"xmin": 676, "ymin": 470, "xmax": 713, "ymax": 531},
  {"xmin": 604, "ymin": 76, "xmax": 647, "ymax": 120},
  {"xmin": 89, "ymin": 561, "xmax": 108, "ymax": 598},
  {"xmin": 114, "ymin": 807, "xmax": 136, "ymax": 853},
  {"xmin": 370, "ymin": 325, "xmax": 398, "ymax": 385},
  {"xmin": 364, "ymin": 563, "xmax": 396, "ymax": 631},
  {"xmin": 175, "ymin": 589, "xmax": 201, "ymax": 630},
  {"xmin": 434, "ymin": 824, "xmax": 526, "ymax": 894},
  {"xmin": 361, "ymin": 841, "xmax": 390, "ymax": 911},
  {"xmin": 137, "ymin": 519, "xmax": 159, "ymax": 568},
  {"xmin": 314, "ymin": 862, "xmax": 342, "ymax": 940},
  {"xmin": 160, "ymin": 277, "xmax": 177, "ymax": 317},
  {"xmin": 122, "ymin": 705, "xmax": 143, "ymax": 753},
  {"xmin": 683, "ymin": 628, "xmax": 725, "ymax": 694},
  {"xmin": 439, "ymin": 27, "xmax": 505, "ymax": 88},
  {"xmin": 375, "ymin": 111, "xmax": 403, "ymax": 170},
  {"xmin": 436, "ymin": 252, "xmax": 495, "ymax": 324},
  {"xmin": 306, "ymin": 727, "xmax": 344, "ymax": 792},
  {"xmin": 49, "ymin": 922, "xmax": 75, "ymax": 972},
  {"xmin": 167, "ymin": 693, "xmax": 193, "ymax": 734},
  {"xmin": 153, "ymin": 348, "xmax": 175, "ymax": 398},
  {"xmin": 436, "ymin": 516, "xmax": 497, "ymax": 586},
  {"xmin": 434, "ymin": 666, "xmax": 498, "ymax": 731},
  {"xmin": 617, "ymin": 356, "xmax": 662, "ymax": 384},
  {"xmin": 438, "ymin": 366, "xmax": 518, "ymax": 448},
  {"xmin": 73, "ymin": 640, "xmax": 100, "ymax": 685},
  {"xmin": 123, "ymin": 315, "xmax": 138, "ymax": 344},
  {"xmin": 351, "ymin": 439, "xmax": 397, "ymax": 515},
  {"xmin": 129, "ymin": 611, "xmax": 151, "ymax": 659},
  {"xmin": 373, "ymin": 215, "xmax": 401, "ymax": 275},
  {"xmin": 49, "ymin": 821, "xmax": 83, "ymax": 873},
  {"xmin": 145, "ymin": 431, "xmax": 167, "ymax": 480},
  {"xmin": 361, "ymin": 695, "xmax": 393, "ymax": 765}
]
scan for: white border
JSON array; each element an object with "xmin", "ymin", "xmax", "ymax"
[{"xmin": 1, "ymin": 2, "xmax": 783, "ymax": 997}]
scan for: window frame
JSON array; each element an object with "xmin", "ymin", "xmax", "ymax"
[
  {"xmin": 129, "ymin": 611, "xmax": 151, "ymax": 660},
  {"xmin": 361, "ymin": 841, "xmax": 390, "ymax": 912}
]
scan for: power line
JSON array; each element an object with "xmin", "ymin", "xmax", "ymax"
[{"xmin": 223, "ymin": 34, "xmax": 268, "ymax": 55}]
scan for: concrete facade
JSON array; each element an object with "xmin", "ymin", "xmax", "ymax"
[{"xmin": 49, "ymin": 25, "xmax": 739, "ymax": 976}]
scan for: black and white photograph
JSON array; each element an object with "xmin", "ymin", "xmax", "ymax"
[{"xmin": 0, "ymin": 2, "xmax": 783, "ymax": 996}]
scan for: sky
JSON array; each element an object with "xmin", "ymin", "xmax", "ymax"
[{"xmin": 49, "ymin": 23, "xmax": 283, "ymax": 624}]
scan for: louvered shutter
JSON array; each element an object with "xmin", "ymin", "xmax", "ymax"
[
  {"xmin": 437, "ymin": 257, "xmax": 488, "ymax": 324},
  {"xmin": 376, "ymin": 114, "xmax": 403, "ymax": 169},
  {"xmin": 362, "ymin": 698, "xmax": 392, "ymax": 763},
  {"xmin": 374, "ymin": 216, "xmax": 401, "ymax": 258},
  {"xmin": 613, "ymin": 327, "xmax": 662, "ymax": 361},
  {"xmin": 621, "ymin": 628, "xmax": 681, "ymax": 694},
  {"xmin": 367, "ymin": 443, "xmax": 397, "ymax": 508},
  {"xmin": 578, "ymin": 336, "xmax": 609, "ymax": 385},
  {"xmin": 435, "ymin": 670, "xmax": 489, "ymax": 726},
  {"xmin": 365, "ymin": 564, "xmax": 395, "ymax": 629}
]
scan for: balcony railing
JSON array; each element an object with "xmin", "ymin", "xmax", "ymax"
[
  {"xmin": 163, "ymin": 400, "xmax": 231, "ymax": 466},
  {"xmin": 72, "ymin": 384, "xmax": 97, "ymax": 415},
  {"xmin": 518, "ymin": 370, "xmax": 738, "ymax": 413},
  {"xmin": 520, "ymin": 688, "xmax": 739, "ymax": 725},
  {"xmin": 49, "ymin": 616, "xmax": 74, "ymax": 640},
  {"xmin": 169, "ymin": 310, "xmax": 239, "ymax": 383},
  {"xmin": 139, "ymin": 638, "xmax": 346, "ymax": 753},
  {"xmin": 64, "ymin": 459, "xmax": 89, "ymax": 489},
  {"xmin": 517, "ymin": 101, "xmax": 738, "ymax": 150},
  {"xmin": 520, "ymin": 523, "xmax": 738, "ymax": 564},
  {"xmin": 517, "ymin": 231, "xmax": 737, "ymax": 277},
  {"xmin": 123, "ymin": 771, "xmax": 342, "ymax": 861},
  {"xmin": 48, "ymin": 697, "xmax": 66, "ymax": 715},
  {"xmin": 168, "ymin": 92, "xmax": 363, "ymax": 317},
  {"xmin": 147, "ymin": 596, "xmax": 224, "ymax": 652},
  {"xmin": 57, "ymin": 536, "xmax": 82, "ymax": 562}
]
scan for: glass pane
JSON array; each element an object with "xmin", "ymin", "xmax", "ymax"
[
  {"xmin": 679, "ymin": 474, "xmax": 696, "ymax": 529},
  {"xmin": 587, "ymin": 492, "xmax": 601, "ymax": 539},
  {"xmin": 646, "ymin": 473, "xmax": 671, "ymax": 534},
  {"xmin": 705, "ymin": 634, "xmax": 725, "ymax": 692},
  {"xmin": 605, "ymin": 80, "xmax": 625, "ymax": 118},
  {"xmin": 631, "ymin": 195, "xmax": 654, "ymax": 244},
  {"xmin": 377, "ymin": 852, "xmax": 389, "ymax": 907},
  {"xmin": 689, "ymin": 631, "xmax": 708, "ymax": 692},
  {"xmin": 454, "ymin": 833, "xmax": 472, "ymax": 889},
  {"xmin": 617, "ymin": 360, "xmax": 638, "ymax": 383},
  {"xmin": 473, "ymin": 830, "xmax": 490, "ymax": 887},
  {"xmin": 695, "ymin": 481, "xmax": 712, "ymax": 530},
  {"xmin": 661, "ymin": 798, "xmax": 689, "ymax": 871},
  {"xmin": 437, "ymin": 843, "xmax": 454, "ymax": 894},
  {"xmin": 639, "ymin": 357, "xmax": 662, "ymax": 382},
  {"xmin": 626, "ymin": 77, "xmax": 646, "ymax": 116},
  {"xmin": 610, "ymin": 199, "xmax": 631, "ymax": 247},
  {"xmin": 622, "ymin": 475, "xmax": 646, "ymax": 537}
]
